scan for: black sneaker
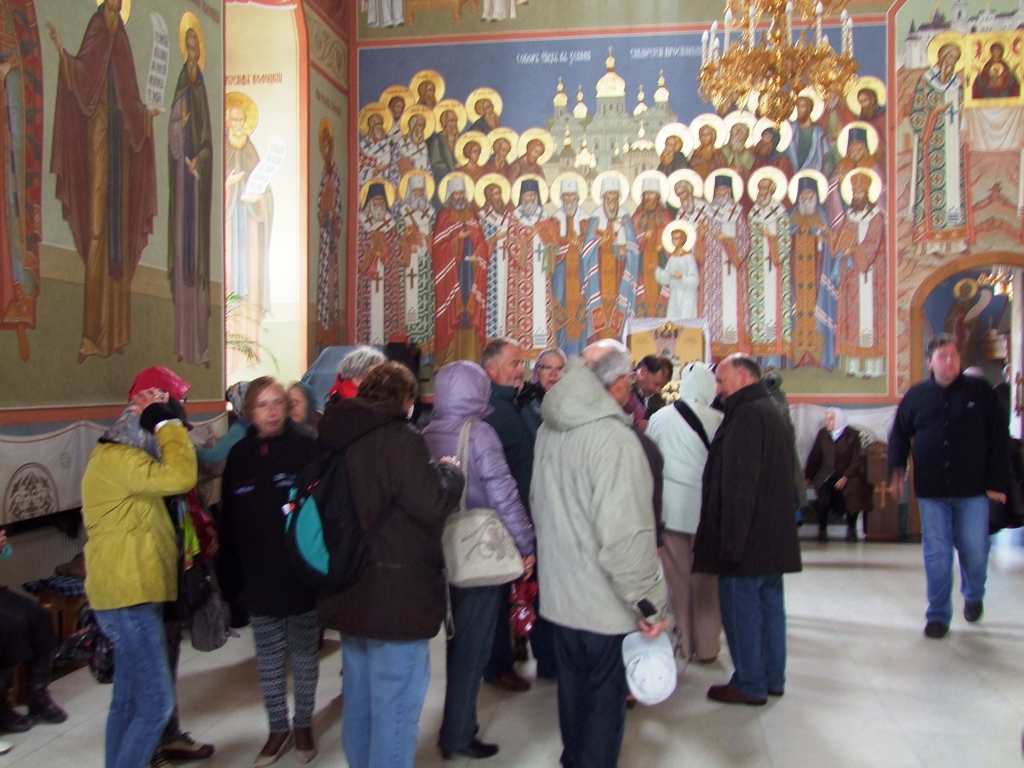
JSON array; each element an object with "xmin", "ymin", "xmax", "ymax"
[
  {"xmin": 924, "ymin": 621, "xmax": 949, "ymax": 639},
  {"xmin": 964, "ymin": 600, "xmax": 984, "ymax": 623}
]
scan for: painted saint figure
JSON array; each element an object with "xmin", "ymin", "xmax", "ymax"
[
  {"xmin": 745, "ymin": 169, "xmax": 793, "ymax": 366},
  {"xmin": 504, "ymin": 176, "xmax": 549, "ymax": 350},
  {"xmin": 356, "ymin": 179, "xmax": 403, "ymax": 344},
  {"xmin": 702, "ymin": 172, "xmax": 750, "ymax": 360},
  {"xmin": 972, "ymin": 42, "xmax": 1020, "ymax": 100},
  {"xmin": 787, "ymin": 172, "xmax": 833, "ymax": 368},
  {"xmin": 0, "ymin": 0, "xmax": 43, "ymax": 362},
  {"xmin": 655, "ymin": 220, "xmax": 699, "ymax": 320},
  {"xmin": 49, "ymin": 0, "xmax": 159, "ymax": 361},
  {"xmin": 580, "ymin": 173, "xmax": 640, "ymax": 342},
  {"xmin": 432, "ymin": 174, "xmax": 490, "ymax": 365},
  {"xmin": 475, "ymin": 173, "xmax": 513, "ymax": 339},
  {"xmin": 911, "ymin": 40, "xmax": 969, "ymax": 253},
  {"xmin": 224, "ymin": 94, "xmax": 273, "ymax": 310},
  {"xmin": 316, "ymin": 118, "xmax": 344, "ymax": 349},
  {"xmin": 631, "ymin": 173, "xmax": 672, "ymax": 318},
  {"xmin": 829, "ymin": 170, "xmax": 887, "ymax": 378},
  {"xmin": 538, "ymin": 175, "xmax": 589, "ymax": 355},
  {"xmin": 168, "ymin": 18, "xmax": 213, "ymax": 366},
  {"xmin": 396, "ymin": 171, "xmax": 436, "ymax": 352}
]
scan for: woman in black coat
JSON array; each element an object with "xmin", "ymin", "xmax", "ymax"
[
  {"xmin": 220, "ymin": 377, "xmax": 319, "ymax": 765},
  {"xmin": 804, "ymin": 408, "xmax": 872, "ymax": 542}
]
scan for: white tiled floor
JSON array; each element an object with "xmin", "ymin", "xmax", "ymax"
[{"xmin": 4, "ymin": 531, "xmax": 1024, "ymax": 767}]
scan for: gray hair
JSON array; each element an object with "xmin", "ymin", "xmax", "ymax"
[
  {"xmin": 338, "ymin": 346, "xmax": 387, "ymax": 381},
  {"xmin": 480, "ymin": 338, "xmax": 516, "ymax": 370},
  {"xmin": 583, "ymin": 339, "xmax": 634, "ymax": 389}
]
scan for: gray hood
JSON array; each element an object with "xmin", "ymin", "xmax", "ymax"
[{"xmin": 541, "ymin": 357, "xmax": 630, "ymax": 432}]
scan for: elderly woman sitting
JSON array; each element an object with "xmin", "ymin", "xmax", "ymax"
[{"xmin": 804, "ymin": 407, "xmax": 872, "ymax": 542}]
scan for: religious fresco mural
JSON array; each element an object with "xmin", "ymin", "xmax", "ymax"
[
  {"xmin": 0, "ymin": 0, "xmax": 42, "ymax": 363},
  {"xmin": 0, "ymin": 0, "xmax": 224, "ymax": 409},
  {"xmin": 355, "ymin": 22, "xmax": 894, "ymax": 395},
  {"xmin": 894, "ymin": 0, "xmax": 1024, "ymax": 393}
]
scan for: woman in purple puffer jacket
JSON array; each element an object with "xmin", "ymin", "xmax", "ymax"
[{"xmin": 423, "ymin": 361, "xmax": 536, "ymax": 761}]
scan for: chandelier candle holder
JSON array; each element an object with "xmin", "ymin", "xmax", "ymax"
[{"xmin": 699, "ymin": 0, "xmax": 859, "ymax": 125}]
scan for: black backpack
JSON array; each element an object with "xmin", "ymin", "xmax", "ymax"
[{"xmin": 284, "ymin": 449, "xmax": 394, "ymax": 592}]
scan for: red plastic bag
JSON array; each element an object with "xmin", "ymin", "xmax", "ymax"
[{"xmin": 509, "ymin": 577, "xmax": 538, "ymax": 638}]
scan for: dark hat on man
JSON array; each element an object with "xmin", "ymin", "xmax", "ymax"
[
  {"xmin": 714, "ymin": 175, "xmax": 732, "ymax": 190},
  {"xmin": 520, "ymin": 178, "xmax": 540, "ymax": 197},
  {"xmin": 848, "ymin": 127, "xmax": 868, "ymax": 145},
  {"xmin": 797, "ymin": 176, "xmax": 818, "ymax": 195},
  {"xmin": 363, "ymin": 182, "xmax": 386, "ymax": 210}
]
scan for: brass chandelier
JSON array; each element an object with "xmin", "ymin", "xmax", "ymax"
[{"xmin": 698, "ymin": 0, "xmax": 859, "ymax": 125}]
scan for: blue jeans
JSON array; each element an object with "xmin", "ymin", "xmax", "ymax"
[
  {"xmin": 551, "ymin": 624, "xmax": 627, "ymax": 768},
  {"xmin": 441, "ymin": 585, "xmax": 501, "ymax": 751},
  {"xmin": 718, "ymin": 575, "xmax": 786, "ymax": 699},
  {"xmin": 918, "ymin": 495, "xmax": 990, "ymax": 625},
  {"xmin": 93, "ymin": 603, "xmax": 175, "ymax": 768},
  {"xmin": 340, "ymin": 635, "xmax": 430, "ymax": 768}
]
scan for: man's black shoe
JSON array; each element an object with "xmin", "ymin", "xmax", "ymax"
[
  {"xmin": 441, "ymin": 739, "xmax": 499, "ymax": 760},
  {"xmin": 924, "ymin": 621, "xmax": 949, "ymax": 639},
  {"xmin": 964, "ymin": 600, "xmax": 983, "ymax": 623}
]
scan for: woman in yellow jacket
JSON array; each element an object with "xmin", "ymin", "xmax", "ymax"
[{"xmin": 81, "ymin": 389, "xmax": 197, "ymax": 768}]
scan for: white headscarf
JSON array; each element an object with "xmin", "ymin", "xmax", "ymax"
[{"xmin": 827, "ymin": 407, "xmax": 849, "ymax": 442}]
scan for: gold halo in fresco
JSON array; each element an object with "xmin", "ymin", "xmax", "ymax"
[
  {"xmin": 688, "ymin": 113, "xmax": 728, "ymax": 149},
  {"xmin": 666, "ymin": 169, "xmax": 705, "ymax": 208},
  {"xmin": 845, "ymin": 75, "xmax": 888, "ymax": 114},
  {"xmin": 655, "ymin": 122, "xmax": 694, "ymax": 157},
  {"xmin": 318, "ymin": 117, "xmax": 334, "ymax": 160},
  {"xmin": 409, "ymin": 70, "xmax": 446, "ymax": 104},
  {"xmin": 837, "ymin": 120, "xmax": 880, "ymax": 157},
  {"xmin": 631, "ymin": 169, "xmax": 670, "ymax": 207},
  {"xmin": 511, "ymin": 174, "xmax": 550, "ymax": 208},
  {"xmin": 747, "ymin": 166, "xmax": 789, "ymax": 203},
  {"xmin": 661, "ymin": 219, "xmax": 697, "ymax": 255},
  {"xmin": 550, "ymin": 171, "xmax": 589, "ymax": 203},
  {"xmin": 97, "ymin": 0, "xmax": 131, "ymax": 24},
  {"xmin": 456, "ymin": 131, "xmax": 492, "ymax": 165},
  {"xmin": 360, "ymin": 177, "xmax": 396, "ymax": 209},
  {"xmin": 723, "ymin": 110, "xmax": 758, "ymax": 147},
  {"xmin": 178, "ymin": 12, "xmax": 206, "ymax": 71},
  {"xmin": 400, "ymin": 104, "xmax": 436, "ymax": 139},
  {"xmin": 398, "ymin": 170, "xmax": 435, "ymax": 203},
  {"xmin": 488, "ymin": 127, "xmax": 520, "ymax": 162},
  {"xmin": 702, "ymin": 168, "xmax": 744, "ymax": 204},
  {"xmin": 225, "ymin": 91, "xmax": 258, "ymax": 136},
  {"xmin": 789, "ymin": 87, "xmax": 825, "ymax": 123},
  {"xmin": 473, "ymin": 172, "xmax": 512, "ymax": 208},
  {"xmin": 787, "ymin": 169, "xmax": 828, "ymax": 205},
  {"xmin": 590, "ymin": 170, "xmax": 630, "ymax": 206},
  {"xmin": 380, "ymin": 84, "xmax": 414, "ymax": 112},
  {"xmin": 467, "ymin": 87, "xmax": 503, "ymax": 118},
  {"xmin": 433, "ymin": 99, "xmax": 468, "ymax": 133},
  {"xmin": 438, "ymin": 171, "xmax": 476, "ymax": 204},
  {"xmin": 953, "ymin": 278, "xmax": 979, "ymax": 300},
  {"xmin": 839, "ymin": 167, "xmax": 883, "ymax": 205},
  {"xmin": 358, "ymin": 102, "xmax": 393, "ymax": 138},
  {"xmin": 517, "ymin": 128, "xmax": 556, "ymax": 166},
  {"xmin": 927, "ymin": 31, "xmax": 965, "ymax": 71},
  {"xmin": 752, "ymin": 117, "xmax": 793, "ymax": 153}
]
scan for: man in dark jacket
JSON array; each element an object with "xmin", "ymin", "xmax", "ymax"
[
  {"xmin": 888, "ymin": 334, "xmax": 1008, "ymax": 639},
  {"xmin": 694, "ymin": 354, "xmax": 802, "ymax": 706},
  {"xmin": 480, "ymin": 338, "xmax": 542, "ymax": 689}
]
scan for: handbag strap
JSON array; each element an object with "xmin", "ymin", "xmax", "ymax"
[
  {"xmin": 674, "ymin": 400, "xmax": 711, "ymax": 450},
  {"xmin": 456, "ymin": 421, "xmax": 474, "ymax": 513}
]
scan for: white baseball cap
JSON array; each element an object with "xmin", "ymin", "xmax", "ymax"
[{"xmin": 622, "ymin": 631, "xmax": 677, "ymax": 706}]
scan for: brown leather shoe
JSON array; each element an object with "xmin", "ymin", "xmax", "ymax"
[
  {"xmin": 485, "ymin": 670, "xmax": 531, "ymax": 692},
  {"xmin": 707, "ymin": 683, "xmax": 767, "ymax": 706}
]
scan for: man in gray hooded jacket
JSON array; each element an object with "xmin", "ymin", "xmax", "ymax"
[{"xmin": 532, "ymin": 339, "xmax": 668, "ymax": 768}]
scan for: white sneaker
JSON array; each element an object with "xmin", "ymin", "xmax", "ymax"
[{"xmin": 0, "ymin": 739, "xmax": 13, "ymax": 756}]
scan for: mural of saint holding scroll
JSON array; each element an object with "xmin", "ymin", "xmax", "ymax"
[
  {"xmin": 48, "ymin": 0, "xmax": 159, "ymax": 362},
  {"xmin": 169, "ymin": 12, "xmax": 213, "ymax": 367}
]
